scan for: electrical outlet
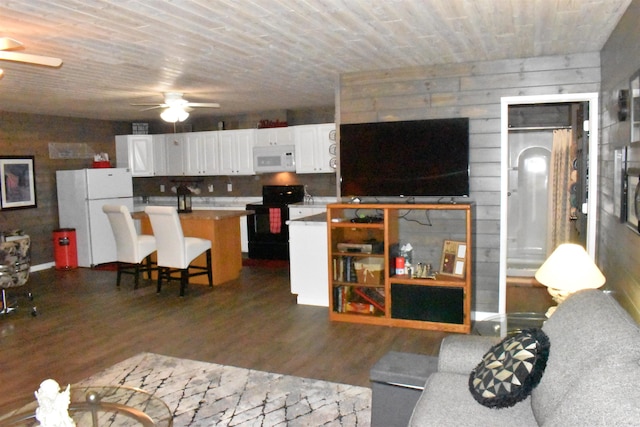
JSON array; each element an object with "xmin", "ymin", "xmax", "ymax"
[
  {"xmin": 160, "ymin": 184, "xmax": 165, "ymax": 192},
  {"xmin": 208, "ymin": 184, "xmax": 214, "ymax": 192},
  {"xmin": 227, "ymin": 183, "xmax": 232, "ymax": 192}
]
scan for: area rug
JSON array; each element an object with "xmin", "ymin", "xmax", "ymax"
[{"xmin": 76, "ymin": 352, "xmax": 372, "ymax": 426}]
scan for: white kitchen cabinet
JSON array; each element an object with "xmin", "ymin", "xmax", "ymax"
[
  {"xmin": 152, "ymin": 134, "xmax": 167, "ymax": 176},
  {"xmin": 184, "ymin": 131, "xmax": 220, "ymax": 175},
  {"xmin": 165, "ymin": 133, "xmax": 186, "ymax": 175},
  {"xmin": 115, "ymin": 135, "xmax": 155, "ymax": 176},
  {"xmin": 201, "ymin": 131, "xmax": 221, "ymax": 175},
  {"xmin": 289, "ymin": 205, "xmax": 327, "ymax": 220},
  {"xmin": 288, "ymin": 215, "xmax": 329, "ymax": 306},
  {"xmin": 294, "ymin": 123, "xmax": 336, "ymax": 174},
  {"xmin": 218, "ymin": 129, "xmax": 256, "ymax": 175},
  {"xmin": 255, "ymin": 127, "xmax": 293, "ymax": 146}
]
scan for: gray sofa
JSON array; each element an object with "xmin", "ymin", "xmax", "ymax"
[{"xmin": 409, "ymin": 289, "xmax": 640, "ymax": 426}]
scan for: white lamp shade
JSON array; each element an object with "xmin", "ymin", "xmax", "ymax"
[
  {"xmin": 160, "ymin": 107, "xmax": 189, "ymax": 123},
  {"xmin": 535, "ymin": 243, "xmax": 605, "ymax": 292}
]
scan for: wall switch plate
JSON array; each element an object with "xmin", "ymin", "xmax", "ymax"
[
  {"xmin": 227, "ymin": 183, "xmax": 233, "ymax": 192},
  {"xmin": 160, "ymin": 184, "xmax": 165, "ymax": 192}
]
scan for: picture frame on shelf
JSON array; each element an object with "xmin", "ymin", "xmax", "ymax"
[
  {"xmin": 440, "ymin": 240, "xmax": 467, "ymax": 278},
  {"xmin": 0, "ymin": 156, "xmax": 37, "ymax": 210}
]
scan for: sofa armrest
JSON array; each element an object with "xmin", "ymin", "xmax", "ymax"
[{"xmin": 437, "ymin": 335, "xmax": 500, "ymax": 374}]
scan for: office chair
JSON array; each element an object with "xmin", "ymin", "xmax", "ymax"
[{"xmin": 0, "ymin": 233, "xmax": 33, "ymax": 314}]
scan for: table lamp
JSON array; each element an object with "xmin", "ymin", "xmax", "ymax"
[{"xmin": 534, "ymin": 243, "xmax": 605, "ymax": 317}]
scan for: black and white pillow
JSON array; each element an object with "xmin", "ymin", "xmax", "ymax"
[{"xmin": 469, "ymin": 328, "xmax": 550, "ymax": 408}]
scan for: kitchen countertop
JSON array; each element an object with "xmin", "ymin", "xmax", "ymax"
[
  {"xmin": 289, "ymin": 198, "xmax": 338, "ymax": 208},
  {"xmin": 132, "ymin": 209, "xmax": 250, "ymax": 221},
  {"xmin": 133, "ymin": 196, "xmax": 260, "ymax": 212},
  {"xmin": 287, "ymin": 213, "xmax": 327, "ymax": 225},
  {"xmin": 135, "ymin": 196, "xmax": 338, "ymax": 212}
]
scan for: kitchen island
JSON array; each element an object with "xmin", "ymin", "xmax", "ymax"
[{"xmin": 132, "ymin": 209, "xmax": 250, "ymax": 286}]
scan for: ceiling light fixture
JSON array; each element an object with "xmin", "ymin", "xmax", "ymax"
[{"xmin": 160, "ymin": 106, "xmax": 189, "ymax": 123}]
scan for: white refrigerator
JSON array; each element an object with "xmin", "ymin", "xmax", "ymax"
[{"xmin": 56, "ymin": 168, "xmax": 134, "ymax": 267}]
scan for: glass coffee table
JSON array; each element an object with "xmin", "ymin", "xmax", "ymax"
[
  {"xmin": 0, "ymin": 385, "xmax": 172, "ymax": 426},
  {"xmin": 473, "ymin": 312, "xmax": 547, "ymax": 337}
]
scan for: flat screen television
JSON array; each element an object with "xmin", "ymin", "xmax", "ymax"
[{"xmin": 339, "ymin": 118, "xmax": 470, "ymax": 198}]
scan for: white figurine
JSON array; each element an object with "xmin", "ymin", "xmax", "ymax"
[{"xmin": 34, "ymin": 379, "xmax": 75, "ymax": 427}]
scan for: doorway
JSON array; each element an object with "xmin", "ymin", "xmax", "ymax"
[{"xmin": 499, "ymin": 93, "xmax": 599, "ymax": 314}]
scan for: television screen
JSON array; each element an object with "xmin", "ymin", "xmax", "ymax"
[{"xmin": 339, "ymin": 118, "xmax": 469, "ymax": 198}]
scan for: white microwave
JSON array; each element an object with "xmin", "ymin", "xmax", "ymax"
[{"xmin": 253, "ymin": 145, "xmax": 296, "ymax": 173}]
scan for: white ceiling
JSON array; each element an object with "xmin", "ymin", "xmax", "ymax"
[{"xmin": 0, "ymin": 0, "xmax": 632, "ymax": 122}]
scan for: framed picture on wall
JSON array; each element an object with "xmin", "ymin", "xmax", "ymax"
[
  {"xmin": 0, "ymin": 156, "xmax": 37, "ymax": 210},
  {"xmin": 631, "ymin": 70, "xmax": 640, "ymax": 144},
  {"xmin": 615, "ymin": 147, "xmax": 626, "ymax": 221},
  {"xmin": 626, "ymin": 168, "xmax": 640, "ymax": 234}
]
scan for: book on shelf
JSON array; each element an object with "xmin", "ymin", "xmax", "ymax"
[
  {"xmin": 332, "ymin": 256, "xmax": 357, "ymax": 282},
  {"xmin": 345, "ymin": 302, "xmax": 376, "ymax": 314},
  {"xmin": 353, "ymin": 287, "xmax": 385, "ymax": 312},
  {"xmin": 333, "ymin": 285, "xmax": 384, "ymax": 315}
]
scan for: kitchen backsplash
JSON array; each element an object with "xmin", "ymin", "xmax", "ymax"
[{"xmin": 132, "ymin": 172, "xmax": 337, "ymax": 198}]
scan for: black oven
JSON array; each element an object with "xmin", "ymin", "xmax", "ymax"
[{"xmin": 246, "ymin": 185, "xmax": 304, "ymax": 260}]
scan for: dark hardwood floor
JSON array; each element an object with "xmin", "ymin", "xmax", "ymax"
[{"xmin": 0, "ymin": 263, "xmax": 448, "ymax": 413}]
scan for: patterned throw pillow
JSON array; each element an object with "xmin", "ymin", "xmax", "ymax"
[{"xmin": 469, "ymin": 328, "xmax": 550, "ymax": 408}]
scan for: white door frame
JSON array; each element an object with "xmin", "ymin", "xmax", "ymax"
[{"xmin": 499, "ymin": 93, "xmax": 599, "ymax": 314}]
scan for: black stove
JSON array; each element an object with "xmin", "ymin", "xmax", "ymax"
[{"xmin": 246, "ymin": 185, "xmax": 304, "ymax": 260}]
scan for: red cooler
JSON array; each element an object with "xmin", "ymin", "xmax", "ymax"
[{"xmin": 53, "ymin": 228, "xmax": 78, "ymax": 269}]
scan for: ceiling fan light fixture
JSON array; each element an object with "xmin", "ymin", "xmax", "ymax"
[{"xmin": 160, "ymin": 106, "xmax": 189, "ymax": 123}]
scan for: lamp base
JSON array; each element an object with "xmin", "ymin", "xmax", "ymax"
[{"xmin": 545, "ymin": 287, "xmax": 573, "ymax": 317}]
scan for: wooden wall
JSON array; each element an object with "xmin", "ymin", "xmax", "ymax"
[
  {"xmin": 599, "ymin": 0, "xmax": 640, "ymax": 322},
  {"xmin": 0, "ymin": 112, "xmax": 130, "ymax": 265},
  {"xmin": 338, "ymin": 53, "xmax": 601, "ymax": 314}
]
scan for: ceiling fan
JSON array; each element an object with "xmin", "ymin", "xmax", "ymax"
[
  {"xmin": 132, "ymin": 92, "xmax": 220, "ymax": 122},
  {"xmin": 0, "ymin": 37, "xmax": 63, "ymax": 77}
]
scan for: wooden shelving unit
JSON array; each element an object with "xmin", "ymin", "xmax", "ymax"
[{"xmin": 327, "ymin": 203, "xmax": 472, "ymax": 333}]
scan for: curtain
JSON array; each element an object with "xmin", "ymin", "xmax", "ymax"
[{"xmin": 547, "ymin": 129, "xmax": 573, "ymax": 254}]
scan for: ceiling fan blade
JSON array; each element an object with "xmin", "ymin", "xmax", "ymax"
[
  {"xmin": 0, "ymin": 37, "xmax": 23, "ymax": 51},
  {"xmin": 131, "ymin": 103, "xmax": 166, "ymax": 107},
  {"xmin": 139, "ymin": 106, "xmax": 165, "ymax": 111},
  {"xmin": 0, "ymin": 51, "xmax": 62, "ymax": 67},
  {"xmin": 188, "ymin": 102, "xmax": 220, "ymax": 108}
]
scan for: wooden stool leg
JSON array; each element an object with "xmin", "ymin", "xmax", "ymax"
[
  {"xmin": 180, "ymin": 269, "xmax": 188, "ymax": 297},
  {"xmin": 206, "ymin": 249, "xmax": 213, "ymax": 287},
  {"xmin": 157, "ymin": 268, "xmax": 164, "ymax": 294}
]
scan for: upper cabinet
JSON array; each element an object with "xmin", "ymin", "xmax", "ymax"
[
  {"xmin": 256, "ymin": 127, "xmax": 293, "ymax": 146},
  {"xmin": 164, "ymin": 133, "xmax": 186, "ymax": 176},
  {"xmin": 115, "ymin": 135, "xmax": 155, "ymax": 177},
  {"xmin": 184, "ymin": 131, "xmax": 220, "ymax": 175},
  {"xmin": 153, "ymin": 135, "xmax": 167, "ymax": 176},
  {"xmin": 218, "ymin": 129, "xmax": 256, "ymax": 175},
  {"xmin": 115, "ymin": 124, "xmax": 335, "ymax": 177},
  {"xmin": 294, "ymin": 123, "xmax": 336, "ymax": 174}
]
